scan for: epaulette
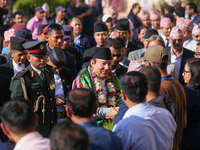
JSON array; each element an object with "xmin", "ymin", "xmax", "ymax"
[{"xmin": 12, "ymin": 68, "xmax": 29, "ymax": 80}]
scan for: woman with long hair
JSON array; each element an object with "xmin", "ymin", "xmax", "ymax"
[
  {"xmin": 181, "ymin": 58, "xmax": 200, "ymax": 150},
  {"xmin": 128, "ymin": 3, "xmax": 142, "ymax": 29}
]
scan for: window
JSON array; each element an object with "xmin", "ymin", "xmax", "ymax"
[{"xmin": 108, "ymin": 0, "xmax": 123, "ymax": 11}]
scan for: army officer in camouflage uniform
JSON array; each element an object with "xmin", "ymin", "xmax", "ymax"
[{"xmin": 10, "ymin": 41, "xmax": 57, "ymax": 137}]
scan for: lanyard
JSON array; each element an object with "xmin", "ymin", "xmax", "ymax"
[
  {"xmin": 184, "ymin": 38, "xmax": 193, "ymax": 48},
  {"xmin": 161, "ymin": 77, "xmax": 172, "ymax": 81}
]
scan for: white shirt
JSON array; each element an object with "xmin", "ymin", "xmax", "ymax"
[
  {"xmin": 125, "ymin": 40, "xmax": 128, "ymax": 48},
  {"xmin": 113, "ymin": 102, "xmax": 176, "ymax": 150},
  {"xmin": 54, "ymin": 73, "xmax": 65, "ymax": 112},
  {"xmin": 170, "ymin": 48, "xmax": 183, "ymax": 79},
  {"xmin": 191, "ymin": 13, "xmax": 197, "ymax": 21},
  {"xmin": 14, "ymin": 131, "xmax": 49, "ymax": 150},
  {"xmin": 109, "ymin": 31, "xmax": 114, "ymax": 39},
  {"xmin": 12, "ymin": 60, "xmax": 25, "ymax": 75},
  {"xmin": 160, "ymin": 34, "xmax": 171, "ymax": 47},
  {"xmin": 74, "ymin": 34, "xmax": 81, "ymax": 46},
  {"xmin": 183, "ymin": 38, "xmax": 197, "ymax": 52}
]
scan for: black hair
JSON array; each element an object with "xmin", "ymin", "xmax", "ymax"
[
  {"xmin": 105, "ymin": 38, "xmax": 123, "ymax": 50},
  {"xmin": 47, "ymin": 24, "xmax": 63, "ymax": 34},
  {"xmin": 138, "ymin": 25, "xmax": 148, "ymax": 34},
  {"xmin": 66, "ymin": 88, "xmax": 96, "ymax": 118},
  {"xmin": 12, "ymin": 11, "xmax": 23, "ymax": 19},
  {"xmin": 175, "ymin": 7, "xmax": 185, "ymax": 18},
  {"xmin": 128, "ymin": 3, "xmax": 139, "ymax": 17},
  {"xmin": 187, "ymin": 2, "xmax": 198, "ymax": 13},
  {"xmin": 152, "ymin": 61, "xmax": 168, "ymax": 70},
  {"xmin": 165, "ymin": 5, "xmax": 174, "ymax": 14},
  {"xmin": 79, "ymin": 0, "xmax": 85, "ymax": 3},
  {"xmin": 0, "ymin": 98, "xmax": 35, "ymax": 134},
  {"xmin": 116, "ymin": 37, "xmax": 125, "ymax": 48},
  {"xmin": 120, "ymin": 71, "xmax": 148, "ymax": 102},
  {"xmin": 164, "ymin": 13, "xmax": 175, "ymax": 23},
  {"xmin": 139, "ymin": 66, "xmax": 161, "ymax": 94},
  {"xmin": 186, "ymin": 58, "xmax": 200, "ymax": 90},
  {"xmin": 50, "ymin": 121, "xmax": 89, "ymax": 150}
]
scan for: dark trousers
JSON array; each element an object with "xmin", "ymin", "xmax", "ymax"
[{"xmin": 0, "ymin": 35, "xmax": 4, "ymax": 54}]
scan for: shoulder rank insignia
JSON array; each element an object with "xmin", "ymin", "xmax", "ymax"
[
  {"xmin": 10, "ymin": 57, "xmax": 13, "ymax": 60},
  {"xmin": 45, "ymin": 68, "xmax": 49, "ymax": 72},
  {"xmin": 20, "ymin": 71, "xmax": 24, "ymax": 73},
  {"xmin": 31, "ymin": 71, "xmax": 35, "ymax": 78}
]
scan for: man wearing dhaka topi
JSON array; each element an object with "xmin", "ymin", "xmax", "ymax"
[{"xmin": 72, "ymin": 47, "xmax": 121, "ymax": 119}]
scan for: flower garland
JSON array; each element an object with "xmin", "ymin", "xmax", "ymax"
[{"xmin": 91, "ymin": 67, "xmax": 117, "ymax": 107}]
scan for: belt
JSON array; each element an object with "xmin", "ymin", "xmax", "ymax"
[{"xmin": 57, "ymin": 112, "xmax": 65, "ymax": 119}]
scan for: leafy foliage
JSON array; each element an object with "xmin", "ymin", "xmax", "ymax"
[
  {"xmin": 14, "ymin": 0, "xmax": 70, "ymax": 24},
  {"xmin": 103, "ymin": 119, "xmax": 114, "ymax": 131}
]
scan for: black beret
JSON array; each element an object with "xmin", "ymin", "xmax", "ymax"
[
  {"xmin": 38, "ymin": 24, "xmax": 48, "ymax": 33},
  {"xmin": 49, "ymin": 47, "xmax": 66, "ymax": 67},
  {"xmin": 10, "ymin": 37, "xmax": 26, "ymax": 51},
  {"xmin": 116, "ymin": 37, "xmax": 125, "ymax": 47},
  {"xmin": 22, "ymin": 41, "xmax": 48, "ymax": 57},
  {"xmin": 144, "ymin": 29, "xmax": 159, "ymax": 39},
  {"xmin": 94, "ymin": 22, "xmax": 108, "ymax": 33},
  {"xmin": 92, "ymin": 47, "xmax": 112, "ymax": 60},
  {"xmin": 116, "ymin": 18, "xmax": 129, "ymax": 31}
]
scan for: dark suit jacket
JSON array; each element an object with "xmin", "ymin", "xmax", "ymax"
[
  {"xmin": 126, "ymin": 41, "xmax": 141, "ymax": 57},
  {"xmin": 192, "ymin": 13, "xmax": 200, "ymax": 29},
  {"xmin": 79, "ymin": 34, "xmax": 93, "ymax": 51},
  {"xmin": 47, "ymin": 18, "xmax": 68, "ymax": 25},
  {"xmin": 128, "ymin": 12, "xmax": 142, "ymax": 29},
  {"xmin": 0, "ymin": 61, "xmax": 29, "ymax": 78},
  {"xmin": 83, "ymin": 46, "xmax": 95, "ymax": 62},
  {"xmin": 0, "ymin": 55, "xmax": 6, "ymax": 65},
  {"xmin": 179, "ymin": 48, "xmax": 195, "ymax": 85},
  {"xmin": 0, "ymin": 74, "xmax": 11, "ymax": 143},
  {"xmin": 59, "ymin": 68, "xmax": 74, "ymax": 97},
  {"xmin": 115, "ymin": 64, "xmax": 127, "ymax": 79}
]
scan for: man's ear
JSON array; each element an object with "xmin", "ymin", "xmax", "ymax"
[
  {"xmin": 65, "ymin": 106, "xmax": 71, "ymax": 118},
  {"xmin": 90, "ymin": 59, "xmax": 95, "ymax": 68},
  {"xmin": 10, "ymin": 50, "xmax": 14, "ymax": 58},
  {"xmin": 121, "ymin": 90, "xmax": 126, "ymax": 101},
  {"xmin": 26, "ymin": 54, "xmax": 31, "ymax": 62},
  {"xmin": 1, "ymin": 122, "xmax": 9, "ymax": 136},
  {"xmin": 45, "ymin": 34, "xmax": 49, "ymax": 41}
]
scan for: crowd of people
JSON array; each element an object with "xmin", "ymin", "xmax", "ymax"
[{"xmin": 0, "ymin": 0, "xmax": 200, "ymax": 149}]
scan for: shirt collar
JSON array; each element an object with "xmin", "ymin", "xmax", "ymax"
[
  {"xmin": 74, "ymin": 34, "xmax": 81, "ymax": 41},
  {"xmin": 125, "ymin": 40, "xmax": 129, "ymax": 48},
  {"xmin": 123, "ymin": 102, "xmax": 149, "ymax": 119},
  {"xmin": 12, "ymin": 59, "xmax": 20, "ymax": 68},
  {"xmin": 55, "ymin": 18, "xmax": 64, "ymax": 25},
  {"xmin": 171, "ymin": 48, "xmax": 183, "ymax": 58},
  {"xmin": 191, "ymin": 13, "xmax": 197, "ymax": 20},
  {"xmin": 31, "ymin": 64, "xmax": 42, "ymax": 76},
  {"xmin": 34, "ymin": 16, "xmax": 39, "ymax": 22}
]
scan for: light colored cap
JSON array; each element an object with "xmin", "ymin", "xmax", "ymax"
[
  {"xmin": 170, "ymin": 0, "xmax": 177, "ymax": 6},
  {"xmin": 160, "ymin": 17, "xmax": 172, "ymax": 27},
  {"xmin": 141, "ymin": 11, "xmax": 150, "ymax": 20},
  {"xmin": 150, "ymin": 10, "xmax": 161, "ymax": 20},
  {"xmin": 170, "ymin": 26, "xmax": 184, "ymax": 37},
  {"xmin": 192, "ymin": 25, "xmax": 200, "ymax": 35},
  {"xmin": 42, "ymin": 3, "xmax": 49, "ymax": 11},
  {"xmin": 102, "ymin": 14, "xmax": 113, "ymax": 22},
  {"xmin": 4, "ymin": 29, "xmax": 15, "ymax": 42}
]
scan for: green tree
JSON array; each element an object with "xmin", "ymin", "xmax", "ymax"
[{"xmin": 14, "ymin": 0, "xmax": 70, "ymax": 24}]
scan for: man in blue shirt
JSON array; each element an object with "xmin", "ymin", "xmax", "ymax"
[
  {"xmin": 65, "ymin": 88, "xmax": 123, "ymax": 150},
  {"xmin": 113, "ymin": 71, "xmax": 177, "ymax": 150}
]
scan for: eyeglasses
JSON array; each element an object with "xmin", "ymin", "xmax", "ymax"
[
  {"xmin": 171, "ymin": 39, "xmax": 183, "ymax": 43},
  {"xmin": 183, "ymin": 69, "xmax": 191, "ymax": 74},
  {"xmin": 194, "ymin": 35, "xmax": 200, "ymax": 39},
  {"xmin": 194, "ymin": 54, "xmax": 200, "ymax": 58}
]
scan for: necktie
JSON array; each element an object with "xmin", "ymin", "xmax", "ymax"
[
  {"xmin": 165, "ymin": 38, "xmax": 169, "ymax": 49},
  {"xmin": 41, "ymin": 71, "xmax": 45, "ymax": 80}
]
